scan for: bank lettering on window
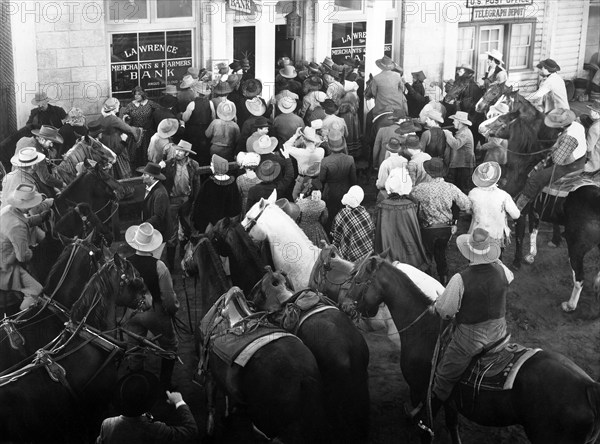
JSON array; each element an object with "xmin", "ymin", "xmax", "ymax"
[
  {"xmin": 330, "ymin": 21, "xmax": 393, "ymax": 66},
  {"xmin": 111, "ymin": 30, "xmax": 193, "ymax": 98}
]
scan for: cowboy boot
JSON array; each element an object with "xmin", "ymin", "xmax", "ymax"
[
  {"xmin": 160, "ymin": 357, "xmax": 177, "ymax": 391},
  {"xmin": 515, "ymin": 194, "xmax": 530, "ymax": 212}
]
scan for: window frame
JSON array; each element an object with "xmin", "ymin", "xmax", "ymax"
[
  {"xmin": 105, "ymin": 0, "xmax": 197, "ymax": 29},
  {"xmin": 507, "ymin": 21, "xmax": 535, "ymax": 72}
]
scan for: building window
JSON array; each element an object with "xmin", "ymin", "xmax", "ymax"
[
  {"xmin": 457, "ymin": 26, "xmax": 475, "ymax": 67},
  {"xmin": 334, "ymin": 0, "xmax": 363, "ymax": 12},
  {"xmin": 108, "ymin": 0, "xmax": 148, "ymax": 22},
  {"xmin": 110, "ymin": 30, "xmax": 193, "ymax": 99},
  {"xmin": 330, "ymin": 20, "xmax": 394, "ymax": 66},
  {"xmin": 107, "ymin": 0, "xmax": 195, "ymax": 24},
  {"xmin": 509, "ymin": 23, "xmax": 532, "ymax": 69}
]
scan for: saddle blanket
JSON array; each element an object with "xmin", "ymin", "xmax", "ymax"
[
  {"xmin": 542, "ymin": 169, "xmax": 600, "ymax": 198},
  {"xmin": 462, "ymin": 343, "xmax": 541, "ymax": 391},
  {"xmin": 273, "ymin": 289, "xmax": 338, "ymax": 334}
]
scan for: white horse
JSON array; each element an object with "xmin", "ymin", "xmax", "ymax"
[{"xmin": 241, "ymin": 192, "xmax": 446, "ymax": 349}]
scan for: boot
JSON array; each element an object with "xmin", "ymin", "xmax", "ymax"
[
  {"xmin": 413, "ymin": 395, "xmax": 444, "ymax": 437},
  {"xmin": 166, "ymin": 246, "xmax": 177, "ymax": 274},
  {"xmin": 160, "ymin": 357, "xmax": 177, "ymax": 391},
  {"xmin": 515, "ymin": 194, "xmax": 530, "ymax": 212}
]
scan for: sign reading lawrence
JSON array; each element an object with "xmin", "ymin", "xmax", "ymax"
[
  {"xmin": 466, "ymin": 0, "xmax": 533, "ymax": 7},
  {"xmin": 472, "ymin": 6, "xmax": 528, "ymax": 20}
]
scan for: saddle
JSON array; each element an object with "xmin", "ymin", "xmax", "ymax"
[
  {"xmin": 542, "ymin": 169, "xmax": 600, "ymax": 198},
  {"xmin": 270, "ymin": 289, "xmax": 338, "ymax": 334}
]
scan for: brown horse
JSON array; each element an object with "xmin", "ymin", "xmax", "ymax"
[
  {"xmin": 342, "ymin": 254, "xmax": 600, "ymax": 444},
  {"xmin": 0, "ymin": 253, "xmax": 151, "ymax": 443},
  {"xmin": 183, "ymin": 237, "xmax": 330, "ymax": 443},
  {"xmin": 249, "ymin": 266, "xmax": 370, "ymax": 444}
]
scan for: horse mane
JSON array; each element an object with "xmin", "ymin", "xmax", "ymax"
[
  {"xmin": 44, "ymin": 241, "xmax": 79, "ymax": 294},
  {"xmin": 70, "ymin": 260, "xmax": 114, "ymax": 329},
  {"xmin": 262, "ymin": 205, "xmax": 315, "ymax": 248},
  {"xmin": 369, "ymin": 257, "xmax": 436, "ymax": 306},
  {"xmin": 194, "ymin": 237, "xmax": 230, "ymax": 310},
  {"xmin": 230, "ymin": 222, "xmax": 266, "ymax": 268}
]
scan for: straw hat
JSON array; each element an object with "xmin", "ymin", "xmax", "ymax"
[
  {"xmin": 278, "ymin": 96, "xmax": 297, "ymax": 114},
  {"xmin": 544, "ymin": 108, "xmax": 575, "ymax": 128},
  {"xmin": 180, "ymin": 75, "xmax": 196, "ymax": 89},
  {"xmin": 341, "ymin": 185, "xmax": 364, "ymax": 208},
  {"xmin": 6, "ymin": 183, "xmax": 43, "ymax": 209},
  {"xmin": 175, "ymin": 140, "xmax": 196, "ymax": 155},
  {"xmin": 136, "ymin": 162, "xmax": 166, "ymax": 180},
  {"xmin": 472, "ymin": 161, "xmax": 501, "ymax": 188},
  {"xmin": 246, "ymin": 97, "xmax": 266, "ymax": 117},
  {"xmin": 256, "ymin": 160, "xmax": 281, "ymax": 182},
  {"xmin": 485, "ymin": 49, "xmax": 504, "ymax": 64},
  {"xmin": 31, "ymin": 92, "xmax": 50, "ymax": 105},
  {"xmin": 423, "ymin": 158, "xmax": 448, "ymax": 178},
  {"xmin": 192, "ymin": 81, "xmax": 211, "ymax": 97},
  {"xmin": 456, "ymin": 228, "xmax": 501, "ymax": 264},
  {"xmin": 211, "ymin": 154, "xmax": 229, "ymax": 175},
  {"xmin": 11, "ymin": 147, "xmax": 46, "ymax": 167},
  {"xmin": 328, "ymin": 129, "xmax": 346, "ymax": 152},
  {"xmin": 125, "ymin": 222, "xmax": 164, "ymax": 252},
  {"xmin": 157, "ymin": 118, "xmax": 179, "ymax": 138},
  {"xmin": 449, "ymin": 111, "xmax": 472, "ymax": 126},
  {"xmin": 102, "ymin": 98, "xmax": 120, "ymax": 113},
  {"xmin": 375, "ymin": 55, "xmax": 397, "ymax": 71},
  {"xmin": 241, "ymin": 79, "xmax": 263, "ymax": 98},
  {"xmin": 31, "ymin": 125, "xmax": 64, "ymax": 144},
  {"xmin": 253, "ymin": 134, "xmax": 279, "ymax": 154},
  {"xmin": 279, "ymin": 66, "xmax": 297, "ymax": 79},
  {"xmin": 217, "ymin": 101, "xmax": 236, "ymax": 121},
  {"xmin": 301, "ymin": 126, "xmax": 322, "ymax": 144}
]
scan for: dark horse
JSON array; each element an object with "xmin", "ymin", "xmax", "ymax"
[
  {"xmin": 474, "ymin": 81, "xmax": 513, "ymax": 115},
  {"xmin": 343, "ymin": 254, "xmax": 600, "ymax": 444},
  {"xmin": 488, "ymin": 93, "xmax": 599, "ymax": 312},
  {"xmin": 182, "ymin": 236, "xmax": 328, "ymax": 443},
  {"xmin": 249, "ymin": 267, "xmax": 371, "ymax": 444},
  {"xmin": 0, "ymin": 253, "xmax": 150, "ymax": 443}
]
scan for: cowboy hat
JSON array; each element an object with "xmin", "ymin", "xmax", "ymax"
[
  {"xmin": 241, "ymin": 79, "xmax": 263, "ymax": 98},
  {"xmin": 402, "ymin": 134, "xmax": 421, "ymax": 149},
  {"xmin": 11, "ymin": 147, "xmax": 46, "ymax": 167},
  {"xmin": 275, "ymin": 90, "xmax": 299, "ymax": 102},
  {"xmin": 423, "ymin": 158, "xmax": 448, "ymax": 178},
  {"xmin": 113, "ymin": 370, "xmax": 161, "ymax": 417},
  {"xmin": 192, "ymin": 81, "xmax": 211, "ymax": 97},
  {"xmin": 102, "ymin": 97, "xmax": 120, "ymax": 113},
  {"xmin": 544, "ymin": 108, "xmax": 576, "ymax": 128},
  {"xmin": 31, "ymin": 92, "xmax": 50, "ymax": 105},
  {"xmin": 252, "ymin": 116, "xmax": 271, "ymax": 130},
  {"xmin": 375, "ymin": 55, "xmax": 397, "ymax": 71},
  {"xmin": 217, "ymin": 101, "xmax": 236, "ymax": 121},
  {"xmin": 179, "ymin": 75, "xmax": 196, "ymax": 89},
  {"xmin": 187, "ymin": 67, "xmax": 200, "ymax": 79},
  {"xmin": 237, "ymin": 151, "xmax": 261, "ymax": 169},
  {"xmin": 157, "ymin": 118, "xmax": 179, "ymax": 138},
  {"xmin": 279, "ymin": 66, "xmax": 297, "ymax": 79},
  {"xmin": 305, "ymin": 76, "xmax": 323, "ymax": 90},
  {"xmin": 472, "ymin": 161, "xmax": 501, "ymax": 188},
  {"xmin": 321, "ymin": 57, "xmax": 334, "ymax": 70},
  {"xmin": 301, "ymin": 126, "xmax": 322, "ymax": 144},
  {"xmin": 322, "ymin": 99, "xmax": 338, "ymax": 115},
  {"xmin": 158, "ymin": 94, "xmax": 178, "ymax": 109},
  {"xmin": 278, "ymin": 96, "xmax": 297, "ymax": 114},
  {"xmin": 449, "ymin": 111, "xmax": 472, "ymax": 126},
  {"xmin": 175, "ymin": 139, "xmax": 197, "ymax": 155},
  {"xmin": 489, "ymin": 102, "xmax": 510, "ymax": 116},
  {"xmin": 327, "ymin": 129, "xmax": 346, "ymax": 152},
  {"xmin": 6, "ymin": 183, "xmax": 44, "ymax": 209},
  {"xmin": 308, "ymin": 62, "xmax": 321, "ymax": 73},
  {"xmin": 136, "ymin": 162, "xmax": 166, "ymax": 180},
  {"xmin": 586, "ymin": 100, "xmax": 600, "ymax": 113},
  {"xmin": 275, "ymin": 198, "xmax": 301, "ymax": 222},
  {"xmin": 456, "ymin": 65, "xmax": 475, "ymax": 74},
  {"xmin": 485, "ymin": 49, "xmax": 504, "ymax": 64},
  {"xmin": 536, "ymin": 58, "xmax": 560, "ymax": 72},
  {"xmin": 256, "ymin": 159, "xmax": 282, "ymax": 182},
  {"xmin": 341, "ymin": 185, "xmax": 364, "ymax": 208},
  {"xmin": 246, "ymin": 97, "xmax": 266, "ymax": 117},
  {"xmin": 31, "ymin": 125, "xmax": 64, "ymax": 144},
  {"xmin": 422, "ymin": 108, "xmax": 444, "ymax": 124},
  {"xmin": 395, "ymin": 120, "xmax": 422, "ymax": 134},
  {"xmin": 385, "ymin": 137, "xmax": 403, "ymax": 154},
  {"xmin": 125, "ymin": 222, "xmax": 164, "ymax": 253},
  {"xmin": 456, "ymin": 228, "xmax": 501, "ymax": 264},
  {"xmin": 164, "ymin": 84, "xmax": 177, "ymax": 96},
  {"xmin": 253, "ymin": 134, "xmax": 279, "ymax": 154},
  {"xmin": 213, "ymin": 81, "xmax": 233, "ymax": 96},
  {"xmin": 211, "ymin": 154, "xmax": 229, "ymax": 175}
]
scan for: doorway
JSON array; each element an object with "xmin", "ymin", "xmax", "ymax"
[
  {"xmin": 233, "ymin": 26, "xmax": 256, "ymax": 77},
  {"xmin": 275, "ymin": 24, "xmax": 294, "ymax": 66}
]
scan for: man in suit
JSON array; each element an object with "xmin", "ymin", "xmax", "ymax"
[
  {"xmin": 26, "ymin": 92, "xmax": 67, "ymax": 129},
  {"xmin": 137, "ymin": 162, "xmax": 172, "ymax": 260}
]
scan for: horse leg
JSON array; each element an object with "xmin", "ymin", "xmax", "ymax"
[
  {"xmin": 523, "ymin": 228, "xmax": 538, "ymax": 264},
  {"xmin": 513, "ymin": 213, "xmax": 527, "ymax": 269},
  {"xmin": 206, "ymin": 373, "xmax": 218, "ymax": 436},
  {"xmin": 548, "ymin": 223, "xmax": 562, "ymax": 248},
  {"xmin": 561, "ymin": 241, "xmax": 588, "ymax": 313},
  {"xmin": 444, "ymin": 404, "xmax": 462, "ymax": 444}
]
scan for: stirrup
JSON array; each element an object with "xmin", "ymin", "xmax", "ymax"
[{"xmin": 416, "ymin": 420, "xmax": 435, "ymax": 438}]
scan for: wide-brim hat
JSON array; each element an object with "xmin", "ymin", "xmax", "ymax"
[
  {"xmin": 241, "ymin": 79, "xmax": 263, "ymax": 98},
  {"xmin": 192, "ymin": 81, "xmax": 211, "ymax": 97},
  {"xmin": 301, "ymin": 126, "xmax": 322, "ymax": 144},
  {"xmin": 402, "ymin": 134, "xmax": 421, "ymax": 150},
  {"xmin": 31, "ymin": 92, "xmax": 50, "ymax": 105},
  {"xmin": 395, "ymin": 120, "xmax": 422, "ymax": 134},
  {"xmin": 341, "ymin": 185, "xmax": 364, "ymax": 208},
  {"xmin": 587, "ymin": 100, "xmax": 600, "ymax": 113},
  {"xmin": 308, "ymin": 62, "xmax": 321, "ymax": 73},
  {"xmin": 278, "ymin": 96, "xmax": 297, "ymax": 114},
  {"xmin": 275, "ymin": 198, "xmax": 301, "ymax": 222},
  {"xmin": 256, "ymin": 159, "xmax": 282, "ymax": 182},
  {"xmin": 305, "ymin": 76, "xmax": 323, "ymax": 89},
  {"xmin": 472, "ymin": 161, "xmax": 501, "ymax": 188},
  {"xmin": 449, "ymin": 111, "xmax": 472, "ymax": 126},
  {"xmin": 217, "ymin": 101, "xmax": 236, "ymax": 121},
  {"xmin": 175, "ymin": 139, "xmax": 197, "ymax": 155},
  {"xmin": 386, "ymin": 137, "xmax": 403, "ymax": 153},
  {"xmin": 246, "ymin": 97, "xmax": 266, "ymax": 117},
  {"xmin": 279, "ymin": 66, "xmax": 297, "ymax": 79},
  {"xmin": 180, "ymin": 75, "xmax": 196, "ymax": 89},
  {"xmin": 136, "ymin": 162, "xmax": 166, "ymax": 180},
  {"xmin": 126, "ymin": 222, "xmax": 163, "ymax": 252},
  {"xmin": 164, "ymin": 84, "xmax": 178, "ymax": 96},
  {"xmin": 544, "ymin": 108, "xmax": 576, "ymax": 128},
  {"xmin": 31, "ymin": 125, "xmax": 64, "ymax": 144},
  {"xmin": 253, "ymin": 135, "xmax": 278, "ymax": 154},
  {"xmin": 327, "ymin": 129, "xmax": 346, "ymax": 152},
  {"xmin": 375, "ymin": 55, "xmax": 397, "ymax": 71},
  {"xmin": 411, "ymin": 70, "xmax": 426, "ymax": 81},
  {"xmin": 6, "ymin": 183, "xmax": 44, "ymax": 209},
  {"xmin": 158, "ymin": 94, "xmax": 178, "ymax": 109},
  {"xmin": 252, "ymin": 116, "xmax": 271, "ymax": 130},
  {"xmin": 322, "ymin": 57, "xmax": 334, "ymax": 70},
  {"xmin": 485, "ymin": 49, "xmax": 504, "ymax": 64},
  {"xmin": 157, "ymin": 118, "xmax": 179, "ymax": 138},
  {"xmin": 536, "ymin": 58, "xmax": 560, "ymax": 72},
  {"xmin": 456, "ymin": 228, "xmax": 501, "ymax": 265},
  {"xmin": 11, "ymin": 147, "xmax": 46, "ymax": 167},
  {"xmin": 423, "ymin": 158, "xmax": 448, "ymax": 178},
  {"xmin": 456, "ymin": 65, "xmax": 475, "ymax": 75},
  {"xmin": 113, "ymin": 371, "xmax": 161, "ymax": 417},
  {"xmin": 213, "ymin": 81, "xmax": 233, "ymax": 96},
  {"xmin": 102, "ymin": 97, "xmax": 120, "ymax": 113},
  {"xmin": 422, "ymin": 108, "xmax": 444, "ymax": 124}
]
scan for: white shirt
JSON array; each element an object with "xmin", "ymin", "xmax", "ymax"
[
  {"xmin": 468, "ymin": 185, "xmax": 520, "ymax": 241},
  {"xmin": 527, "ymin": 73, "xmax": 570, "ymax": 113},
  {"xmin": 376, "ymin": 153, "xmax": 408, "ymax": 189}
]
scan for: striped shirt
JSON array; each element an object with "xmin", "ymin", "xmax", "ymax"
[{"xmin": 331, "ymin": 206, "xmax": 375, "ymax": 262}]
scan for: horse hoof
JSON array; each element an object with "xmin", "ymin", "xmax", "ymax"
[
  {"xmin": 561, "ymin": 302, "xmax": 576, "ymax": 313},
  {"xmin": 524, "ymin": 254, "xmax": 535, "ymax": 264}
]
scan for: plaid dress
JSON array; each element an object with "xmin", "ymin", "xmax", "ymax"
[{"xmin": 331, "ymin": 206, "xmax": 374, "ymax": 262}]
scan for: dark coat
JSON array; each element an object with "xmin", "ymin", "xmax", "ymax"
[
  {"xmin": 143, "ymin": 182, "xmax": 173, "ymax": 241},
  {"xmin": 192, "ymin": 176, "xmax": 241, "ymax": 233},
  {"xmin": 163, "ymin": 158, "xmax": 202, "ymax": 201},
  {"xmin": 246, "ymin": 182, "xmax": 277, "ymax": 212},
  {"xmin": 98, "ymin": 114, "xmax": 136, "ymax": 156},
  {"xmin": 319, "ymin": 152, "xmax": 357, "ymax": 224},
  {"xmin": 26, "ymin": 104, "xmax": 67, "ymax": 129}
]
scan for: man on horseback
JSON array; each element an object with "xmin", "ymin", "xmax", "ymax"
[
  {"xmin": 527, "ymin": 59, "xmax": 570, "ymax": 113},
  {"xmin": 0, "ymin": 184, "xmax": 52, "ymax": 311},
  {"xmin": 516, "ymin": 108, "xmax": 587, "ymax": 211},
  {"xmin": 414, "ymin": 228, "xmax": 512, "ymax": 431}
]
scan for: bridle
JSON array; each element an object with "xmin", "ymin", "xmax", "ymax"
[{"xmin": 243, "ymin": 202, "xmax": 270, "ymax": 233}]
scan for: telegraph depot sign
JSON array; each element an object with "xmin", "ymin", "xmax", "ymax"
[{"xmin": 467, "ymin": 0, "xmax": 533, "ymax": 21}]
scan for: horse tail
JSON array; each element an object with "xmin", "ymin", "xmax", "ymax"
[
  {"xmin": 585, "ymin": 383, "xmax": 600, "ymax": 443},
  {"xmin": 299, "ymin": 375, "xmax": 331, "ymax": 443}
]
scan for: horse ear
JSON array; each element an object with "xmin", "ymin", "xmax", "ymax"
[
  {"xmin": 113, "ymin": 252, "xmax": 124, "ymax": 267},
  {"xmin": 84, "ymin": 229, "xmax": 94, "ymax": 243},
  {"xmin": 378, "ymin": 248, "xmax": 390, "ymax": 260},
  {"xmin": 264, "ymin": 265, "xmax": 273, "ymax": 273},
  {"xmin": 267, "ymin": 189, "xmax": 277, "ymax": 204}
]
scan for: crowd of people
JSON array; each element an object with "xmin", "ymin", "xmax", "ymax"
[{"xmin": 1, "ymin": 51, "xmax": 600, "ymax": 442}]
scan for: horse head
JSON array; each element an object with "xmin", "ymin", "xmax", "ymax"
[
  {"xmin": 309, "ymin": 242, "xmax": 354, "ymax": 300},
  {"xmin": 475, "ymin": 82, "xmax": 509, "ymax": 114},
  {"xmin": 443, "ymin": 81, "xmax": 468, "ymax": 105},
  {"xmin": 342, "ymin": 253, "xmax": 384, "ymax": 319},
  {"xmin": 248, "ymin": 266, "xmax": 294, "ymax": 313},
  {"xmin": 241, "ymin": 194, "xmax": 276, "ymax": 240},
  {"xmin": 210, "ymin": 217, "xmax": 233, "ymax": 258},
  {"xmin": 181, "ymin": 234, "xmax": 204, "ymax": 277}
]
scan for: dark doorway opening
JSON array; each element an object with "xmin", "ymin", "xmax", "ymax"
[
  {"xmin": 275, "ymin": 25, "xmax": 294, "ymax": 67},
  {"xmin": 233, "ymin": 26, "xmax": 256, "ymax": 78}
]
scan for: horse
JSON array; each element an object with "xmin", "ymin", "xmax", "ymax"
[
  {"xmin": 183, "ymin": 236, "xmax": 329, "ymax": 443},
  {"xmin": 241, "ymin": 194, "xmax": 400, "ymax": 344},
  {"xmin": 474, "ymin": 82, "xmax": 513, "ymax": 115},
  {"xmin": 0, "ymin": 253, "xmax": 151, "ymax": 443},
  {"xmin": 249, "ymin": 267, "xmax": 370, "ymax": 444},
  {"xmin": 342, "ymin": 254, "xmax": 600, "ymax": 444}
]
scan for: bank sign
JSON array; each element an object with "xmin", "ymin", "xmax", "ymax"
[{"xmin": 111, "ymin": 31, "xmax": 193, "ymax": 97}]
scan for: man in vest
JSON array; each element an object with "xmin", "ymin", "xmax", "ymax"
[
  {"xmin": 413, "ymin": 228, "xmax": 512, "ymax": 434},
  {"xmin": 515, "ymin": 108, "xmax": 587, "ymax": 211},
  {"xmin": 125, "ymin": 222, "xmax": 179, "ymax": 390},
  {"xmin": 527, "ymin": 59, "xmax": 569, "ymax": 113}
]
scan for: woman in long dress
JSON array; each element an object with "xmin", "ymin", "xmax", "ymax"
[
  {"xmin": 296, "ymin": 190, "xmax": 329, "ymax": 246},
  {"xmin": 120, "ymin": 86, "xmax": 159, "ymax": 170}
]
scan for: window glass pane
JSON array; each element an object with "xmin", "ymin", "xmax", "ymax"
[
  {"xmin": 332, "ymin": 22, "xmax": 353, "ymax": 48},
  {"xmin": 509, "ymin": 23, "xmax": 532, "ymax": 69},
  {"xmin": 107, "ymin": 0, "xmax": 148, "ymax": 22},
  {"xmin": 385, "ymin": 20, "xmax": 393, "ymax": 45},
  {"xmin": 157, "ymin": 0, "xmax": 193, "ymax": 18},
  {"xmin": 138, "ymin": 32, "xmax": 165, "ymax": 61},
  {"xmin": 334, "ymin": 0, "xmax": 362, "ymax": 11},
  {"xmin": 166, "ymin": 30, "xmax": 192, "ymax": 59}
]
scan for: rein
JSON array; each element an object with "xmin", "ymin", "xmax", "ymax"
[{"xmin": 243, "ymin": 203, "xmax": 270, "ymax": 233}]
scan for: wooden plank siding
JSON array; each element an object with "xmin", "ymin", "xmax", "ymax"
[{"xmin": 551, "ymin": 0, "xmax": 585, "ymax": 80}]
